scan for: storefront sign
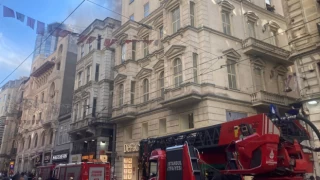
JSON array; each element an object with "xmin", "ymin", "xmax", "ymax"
[
  {"xmin": 71, "ymin": 154, "xmax": 82, "ymax": 163},
  {"xmin": 35, "ymin": 154, "xmax": 42, "ymax": 166},
  {"xmin": 124, "ymin": 143, "xmax": 139, "ymax": 153},
  {"xmin": 100, "ymin": 155, "xmax": 108, "ymax": 163},
  {"xmin": 44, "ymin": 152, "xmax": 51, "ymax": 163},
  {"xmin": 52, "ymin": 153, "xmax": 68, "ymax": 161},
  {"xmin": 9, "ymin": 161, "xmax": 14, "ymax": 169},
  {"xmin": 123, "ymin": 158, "xmax": 133, "ymax": 180},
  {"xmin": 89, "ymin": 167, "xmax": 104, "ymax": 180}
]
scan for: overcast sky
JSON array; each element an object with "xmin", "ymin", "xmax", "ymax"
[{"xmin": 0, "ymin": 0, "xmax": 121, "ymax": 85}]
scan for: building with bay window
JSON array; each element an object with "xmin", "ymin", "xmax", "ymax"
[
  {"xmin": 112, "ymin": 0, "xmax": 299, "ymax": 179},
  {"xmin": 15, "ymin": 34, "xmax": 77, "ymax": 172},
  {"xmin": 68, "ymin": 17, "xmax": 121, "ymax": 165}
]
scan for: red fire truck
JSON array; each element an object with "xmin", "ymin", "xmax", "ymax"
[
  {"xmin": 36, "ymin": 162, "xmax": 111, "ymax": 180},
  {"xmin": 139, "ymin": 105, "xmax": 320, "ymax": 180}
]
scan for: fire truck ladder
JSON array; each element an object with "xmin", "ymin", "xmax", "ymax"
[{"xmin": 187, "ymin": 144, "xmax": 202, "ymax": 180}]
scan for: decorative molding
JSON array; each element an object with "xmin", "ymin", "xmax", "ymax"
[
  {"xmin": 244, "ymin": 11, "xmax": 259, "ymax": 22},
  {"xmin": 152, "ymin": 15, "xmax": 163, "ymax": 29},
  {"xmin": 137, "ymin": 27, "xmax": 151, "ymax": 38},
  {"xmin": 164, "ymin": 45, "xmax": 186, "ymax": 59},
  {"xmin": 218, "ymin": 0, "xmax": 235, "ymax": 12},
  {"xmin": 136, "ymin": 68, "xmax": 153, "ymax": 79},
  {"xmin": 275, "ymin": 65, "xmax": 288, "ymax": 75},
  {"xmin": 269, "ymin": 20, "xmax": 280, "ymax": 31},
  {"xmin": 223, "ymin": 48, "xmax": 241, "ymax": 60},
  {"xmin": 114, "ymin": 74, "xmax": 127, "ymax": 84},
  {"xmin": 153, "ymin": 59, "xmax": 164, "ymax": 72},
  {"xmin": 164, "ymin": 0, "xmax": 180, "ymax": 11}
]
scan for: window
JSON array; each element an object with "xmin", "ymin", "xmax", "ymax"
[
  {"xmin": 89, "ymin": 42, "xmax": 92, "ymax": 52},
  {"xmin": 227, "ymin": 60, "xmax": 237, "ymax": 89},
  {"xmin": 21, "ymin": 139, "xmax": 25, "ymax": 150},
  {"xmin": 181, "ymin": 113, "xmax": 194, "ymax": 130},
  {"xmin": 248, "ymin": 21, "xmax": 256, "ymax": 38},
  {"xmin": 81, "ymin": 44, "xmax": 84, "ymax": 58},
  {"xmin": 142, "ymin": 122, "xmax": 148, "ymax": 138},
  {"xmin": 193, "ymin": 53, "xmax": 198, "ymax": 83},
  {"xmin": 143, "ymin": 79, "xmax": 149, "ymax": 102},
  {"xmin": 270, "ymin": 31, "xmax": 277, "ymax": 46},
  {"xmin": 3, "ymin": 94, "xmax": 6, "ymax": 101},
  {"xmin": 159, "ymin": 26, "xmax": 164, "ymax": 39},
  {"xmin": 265, "ymin": 0, "xmax": 271, "ymax": 5},
  {"xmin": 41, "ymin": 132, "xmax": 45, "ymax": 146},
  {"xmin": 254, "ymin": 67, "xmax": 263, "ymax": 91},
  {"xmin": 83, "ymin": 99, "xmax": 87, "ymax": 118},
  {"xmin": 131, "ymin": 81, "xmax": 135, "ymax": 104},
  {"xmin": 129, "ymin": 0, "xmax": 134, "ymax": 3},
  {"xmin": 32, "ymin": 115, "xmax": 35, "ymax": 125},
  {"xmin": 34, "ymin": 133, "xmax": 38, "ymax": 148},
  {"xmin": 28, "ymin": 136, "xmax": 31, "ymax": 149},
  {"xmin": 78, "ymin": 71, "xmax": 82, "ymax": 87},
  {"xmin": 34, "ymin": 96, "xmax": 38, "ymax": 107},
  {"xmin": 159, "ymin": 119, "xmax": 167, "ymax": 134},
  {"xmin": 41, "ymin": 92, "xmax": 44, "ymax": 103},
  {"xmin": 56, "ymin": 62, "xmax": 61, "ymax": 70},
  {"xmin": 74, "ymin": 103, "xmax": 78, "ymax": 121},
  {"xmin": 59, "ymin": 126, "xmax": 63, "ymax": 145},
  {"xmin": 86, "ymin": 66, "xmax": 91, "ymax": 83},
  {"xmin": 119, "ymin": 84, "xmax": 124, "ymax": 106},
  {"xmin": 149, "ymin": 161, "xmax": 158, "ymax": 177},
  {"xmin": 144, "ymin": 2, "xmax": 149, "ymax": 17},
  {"xmin": 39, "ymin": 112, "xmax": 42, "ymax": 121},
  {"xmin": 125, "ymin": 126, "xmax": 133, "ymax": 140},
  {"xmin": 172, "ymin": 7, "xmax": 180, "ymax": 33},
  {"xmin": 159, "ymin": 71, "xmax": 164, "ymax": 97},
  {"xmin": 121, "ymin": 44, "xmax": 126, "ymax": 63},
  {"xmin": 132, "ymin": 41, "xmax": 136, "ymax": 61},
  {"xmin": 97, "ymin": 35, "xmax": 101, "ymax": 50},
  {"xmin": 92, "ymin": 97, "xmax": 97, "ymax": 117},
  {"xmin": 143, "ymin": 36, "xmax": 149, "ymax": 57},
  {"xmin": 226, "ymin": 111, "xmax": 247, "ymax": 121},
  {"xmin": 130, "ymin": 14, "xmax": 134, "ymax": 21},
  {"xmin": 190, "ymin": 1, "xmax": 195, "ymax": 27},
  {"xmin": 95, "ymin": 64, "xmax": 100, "ymax": 82},
  {"xmin": 222, "ymin": 11, "xmax": 231, "ymax": 35},
  {"xmin": 49, "ymin": 131, "xmax": 53, "ymax": 145},
  {"xmin": 173, "ymin": 58, "xmax": 183, "ymax": 87}
]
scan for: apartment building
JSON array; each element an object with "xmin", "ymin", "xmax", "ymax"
[
  {"xmin": 68, "ymin": 18, "xmax": 121, "ymax": 164},
  {"xmin": 282, "ymin": 0, "xmax": 320, "ymax": 168},
  {"xmin": 15, "ymin": 34, "xmax": 77, "ymax": 172},
  {"xmin": 111, "ymin": 0, "xmax": 299, "ymax": 179},
  {"xmin": 0, "ymin": 77, "xmax": 27, "ymax": 173}
]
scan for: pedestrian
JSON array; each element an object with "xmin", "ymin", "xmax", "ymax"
[{"xmin": 12, "ymin": 172, "xmax": 20, "ymax": 180}]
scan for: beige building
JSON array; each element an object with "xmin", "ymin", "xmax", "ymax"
[
  {"xmin": 0, "ymin": 77, "xmax": 27, "ymax": 173},
  {"xmin": 112, "ymin": 0, "xmax": 299, "ymax": 179},
  {"xmin": 15, "ymin": 34, "xmax": 77, "ymax": 172},
  {"xmin": 282, "ymin": 0, "xmax": 320, "ymax": 169},
  {"xmin": 69, "ymin": 17, "xmax": 121, "ymax": 164}
]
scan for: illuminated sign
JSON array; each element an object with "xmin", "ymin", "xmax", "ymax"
[
  {"xmin": 52, "ymin": 153, "xmax": 68, "ymax": 161},
  {"xmin": 124, "ymin": 143, "xmax": 139, "ymax": 153}
]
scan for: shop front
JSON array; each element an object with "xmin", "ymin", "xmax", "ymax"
[
  {"xmin": 122, "ymin": 143, "xmax": 140, "ymax": 180},
  {"xmin": 43, "ymin": 152, "xmax": 51, "ymax": 164},
  {"xmin": 52, "ymin": 150, "xmax": 69, "ymax": 164}
]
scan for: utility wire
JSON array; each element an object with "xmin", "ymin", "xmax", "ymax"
[{"xmin": 0, "ymin": 0, "xmax": 86, "ymax": 86}]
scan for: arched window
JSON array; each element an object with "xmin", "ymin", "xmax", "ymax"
[
  {"xmin": 173, "ymin": 58, "xmax": 182, "ymax": 87},
  {"xmin": 159, "ymin": 72, "xmax": 164, "ymax": 97},
  {"xmin": 143, "ymin": 79, "xmax": 149, "ymax": 102},
  {"xmin": 41, "ymin": 132, "xmax": 46, "ymax": 146},
  {"xmin": 49, "ymin": 82, "xmax": 55, "ymax": 99},
  {"xmin": 34, "ymin": 133, "xmax": 38, "ymax": 148},
  {"xmin": 27, "ymin": 136, "xmax": 31, "ymax": 149},
  {"xmin": 119, "ymin": 84, "xmax": 124, "ymax": 106},
  {"xmin": 21, "ymin": 139, "xmax": 25, "ymax": 151}
]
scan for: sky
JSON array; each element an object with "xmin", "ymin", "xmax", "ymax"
[{"xmin": 0, "ymin": 0, "xmax": 121, "ymax": 86}]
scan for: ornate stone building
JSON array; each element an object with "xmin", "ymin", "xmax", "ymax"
[
  {"xmin": 15, "ymin": 34, "xmax": 77, "ymax": 172},
  {"xmin": 69, "ymin": 18, "xmax": 121, "ymax": 164},
  {"xmin": 282, "ymin": 0, "xmax": 320, "ymax": 172},
  {"xmin": 111, "ymin": 0, "xmax": 299, "ymax": 179}
]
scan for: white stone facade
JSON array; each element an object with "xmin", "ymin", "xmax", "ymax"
[
  {"xmin": 15, "ymin": 35, "xmax": 77, "ymax": 173},
  {"xmin": 112, "ymin": 0, "xmax": 299, "ymax": 179}
]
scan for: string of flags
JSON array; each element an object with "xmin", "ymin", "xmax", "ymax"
[{"xmin": 2, "ymin": 5, "xmax": 74, "ymax": 37}]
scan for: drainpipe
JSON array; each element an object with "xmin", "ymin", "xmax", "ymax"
[
  {"xmin": 111, "ymin": 123, "xmax": 117, "ymax": 178},
  {"xmin": 240, "ymin": 0, "xmax": 247, "ymax": 38}
]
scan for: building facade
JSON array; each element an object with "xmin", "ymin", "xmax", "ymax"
[
  {"xmin": 68, "ymin": 18, "xmax": 121, "ymax": 164},
  {"xmin": 112, "ymin": 0, "xmax": 299, "ymax": 179},
  {"xmin": 282, "ymin": 0, "xmax": 320, "ymax": 170},
  {"xmin": 15, "ymin": 34, "xmax": 77, "ymax": 173},
  {"xmin": 0, "ymin": 77, "xmax": 28, "ymax": 174}
]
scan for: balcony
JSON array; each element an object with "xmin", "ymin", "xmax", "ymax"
[
  {"xmin": 162, "ymin": 83, "xmax": 202, "ymax": 108},
  {"xmin": 111, "ymin": 104, "xmax": 137, "ymax": 122},
  {"xmin": 30, "ymin": 61, "xmax": 55, "ymax": 77},
  {"xmin": 70, "ymin": 118, "xmax": 90, "ymax": 132},
  {"xmin": 242, "ymin": 38, "xmax": 291, "ymax": 65},
  {"xmin": 71, "ymin": 141, "xmax": 97, "ymax": 154},
  {"xmin": 251, "ymin": 91, "xmax": 296, "ymax": 108}
]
